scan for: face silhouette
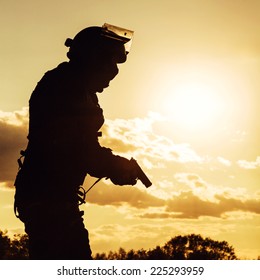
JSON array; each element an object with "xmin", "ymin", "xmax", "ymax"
[{"xmin": 88, "ymin": 54, "xmax": 120, "ymax": 93}]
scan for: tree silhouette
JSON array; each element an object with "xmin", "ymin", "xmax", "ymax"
[
  {"xmin": 147, "ymin": 246, "xmax": 168, "ymax": 260},
  {"xmin": 8, "ymin": 233, "xmax": 29, "ymax": 259},
  {"xmin": 0, "ymin": 230, "xmax": 238, "ymax": 260},
  {"xmin": 161, "ymin": 234, "xmax": 237, "ymax": 260},
  {"xmin": 0, "ymin": 230, "xmax": 29, "ymax": 259},
  {"xmin": 0, "ymin": 230, "xmax": 10, "ymax": 259},
  {"xmin": 94, "ymin": 234, "xmax": 238, "ymax": 260}
]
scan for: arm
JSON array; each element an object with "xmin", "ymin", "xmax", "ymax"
[
  {"xmin": 84, "ymin": 140, "xmax": 138, "ymax": 185},
  {"xmin": 84, "ymin": 139, "xmax": 152, "ymax": 187}
]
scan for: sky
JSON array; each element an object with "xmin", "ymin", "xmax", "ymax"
[{"xmin": 0, "ymin": 0, "xmax": 260, "ymax": 259}]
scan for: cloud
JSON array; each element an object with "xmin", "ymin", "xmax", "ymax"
[
  {"xmin": 138, "ymin": 212, "xmax": 181, "ymax": 219},
  {"xmin": 100, "ymin": 113, "xmax": 204, "ymax": 164},
  {"xmin": 237, "ymin": 156, "xmax": 260, "ymax": 169},
  {"xmin": 174, "ymin": 173, "xmax": 208, "ymax": 195},
  {"xmin": 217, "ymin": 156, "xmax": 232, "ymax": 167},
  {"xmin": 88, "ymin": 215, "xmax": 244, "ymax": 255},
  {"xmin": 86, "ymin": 182, "xmax": 165, "ymax": 209},
  {"xmin": 0, "ymin": 108, "xmax": 29, "ymax": 126},
  {"xmin": 221, "ymin": 211, "xmax": 258, "ymax": 220},
  {"xmin": 85, "ymin": 176, "xmax": 260, "ymax": 221},
  {"xmin": 0, "ymin": 108, "xmax": 28, "ymax": 185},
  {"xmin": 90, "ymin": 222, "xmax": 182, "ymax": 253},
  {"xmin": 0, "ymin": 108, "xmax": 204, "ymax": 187},
  {"xmin": 165, "ymin": 191, "xmax": 260, "ymax": 219},
  {"xmin": 215, "ymin": 194, "xmax": 260, "ymax": 215},
  {"xmin": 1, "ymin": 108, "xmax": 259, "ymax": 223},
  {"xmin": 89, "ymin": 212, "xmax": 260, "ymax": 258},
  {"xmin": 173, "ymin": 172, "xmax": 254, "ymax": 203}
]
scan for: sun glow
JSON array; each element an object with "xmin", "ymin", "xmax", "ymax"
[
  {"xmin": 168, "ymin": 81, "xmax": 225, "ymax": 129},
  {"xmin": 159, "ymin": 66, "xmax": 232, "ymax": 132}
]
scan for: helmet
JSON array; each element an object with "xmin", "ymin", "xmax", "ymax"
[{"xmin": 65, "ymin": 23, "xmax": 134, "ymax": 64}]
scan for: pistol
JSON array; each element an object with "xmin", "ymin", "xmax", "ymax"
[{"xmin": 130, "ymin": 158, "xmax": 152, "ymax": 188}]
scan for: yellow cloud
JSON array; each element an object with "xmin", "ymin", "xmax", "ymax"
[
  {"xmin": 217, "ymin": 156, "xmax": 232, "ymax": 167},
  {"xmin": 165, "ymin": 191, "xmax": 260, "ymax": 219},
  {"xmin": 100, "ymin": 114, "xmax": 204, "ymax": 164},
  {"xmin": 237, "ymin": 157, "xmax": 260, "ymax": 169},
  {"xmin": 0, "ymin": 110, "xmax": 28, "ymax": 184},
  {"xmin": 85, "ymin": 181, "xmax": 164, "ymax": 209},
  {"xmin": 0, "ymin": 107, "xmax": 29, "ymax": 126}
]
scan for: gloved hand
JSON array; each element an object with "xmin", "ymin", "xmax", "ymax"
[{"xmin": 110, "ymin": 156, "xmax": 138, "ymax": 186}]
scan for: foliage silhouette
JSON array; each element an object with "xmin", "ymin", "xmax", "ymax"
[
  {"xmin": 0, "ymin": 230, "xmax": 29, "ymax": 259},
  {"xmin": 94, "ymin": 234, "xmax": 238, "ymax": 260},
  {"xmin": 161, "ymin": 234, "xmax": 237, "ymax": 260},
  {"xmin": 1, "ymin": 230, "xmax": 238, "ymax": 260}
]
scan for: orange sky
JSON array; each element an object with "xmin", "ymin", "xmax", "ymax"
[{"xmin": 0, "ymin": 0, "xmax": 260, "ymax": 259}]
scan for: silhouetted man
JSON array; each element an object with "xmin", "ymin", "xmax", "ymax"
[{"xmin": 14, "ymin": 24, "xmax": 139, "ymax": 259}]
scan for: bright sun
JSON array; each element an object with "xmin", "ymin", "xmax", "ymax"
[
  {"xmin": 159, "ymin": 66, "xmax": 230, "ymax": 132},
  {"xmin": 168, "ymin": 81, "xmax": 225, "ymax": 130},
  {"xmin": 155, "ymin": 62, "xmax": 251, "ymax": 137}
]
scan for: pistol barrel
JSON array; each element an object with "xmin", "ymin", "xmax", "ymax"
[{"xmin": 130, "ymin": 158, "xmax": 152, "ymax": 188}]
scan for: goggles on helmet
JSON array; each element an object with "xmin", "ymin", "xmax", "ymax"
[{"xmin": 101, "ymin": 23, "xmax": 134, "ymax": 54}]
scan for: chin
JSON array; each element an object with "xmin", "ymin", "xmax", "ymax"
[{"xmin": 97, "ymin": 88, "xmax": 104, "ymax": 93}]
